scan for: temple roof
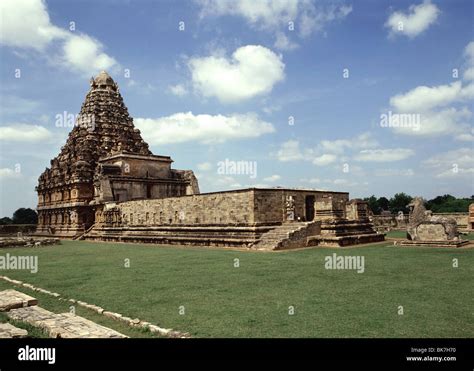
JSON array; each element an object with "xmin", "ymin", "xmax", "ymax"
[{"xmin": 91, "ymin": 71, "xmax": 117, "ymax": 91}]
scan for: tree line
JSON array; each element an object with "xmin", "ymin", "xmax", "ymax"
[
  {"xmin": 363, "ymin": 194, "xmax": 474, "ymax": 215},
  {"xmin": 0, "ymin": 208, "xmax": 38, "ymax": 225}
]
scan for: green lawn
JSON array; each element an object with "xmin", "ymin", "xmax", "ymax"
[
  {"xmin": 0, "ymin": 240, "xmax": 473, "ymax": 338},
  {"xmin": 385, "ymin": 230, "xmax": 407, "ymax": 239}
]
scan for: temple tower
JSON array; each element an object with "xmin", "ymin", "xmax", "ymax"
[{"xmin": 36, "ymin": 71, "xmax": 198, "ymax": 238}]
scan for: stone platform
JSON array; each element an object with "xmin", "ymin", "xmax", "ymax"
[
  {"xmin": 393, "ymin": 240, "xmax": 470, "ymax": 248},
  {"xmin": 308, "ymin": 220, "xmax": 385, "ymax": 247},
  {"xmin": 0, "ymin": 289, "xmax": 127, "ymax": 338},
  {"xmin": 0, "ymin": 323, "xmax": 28, "ymax": 338},
  {"xmin": 0, "ymin": 237, "xmax": 60, "ymax": 248},
  {"xmin": 0, "ymin": 289, "xmax": 38, "ymax": 311},
  {"xmin": 8, "ymin": 306, "xmax": 127, "ymax": 338},
  {"xmin": 84, "ymin": 224, "xmax": 278, "ymax": 248}
]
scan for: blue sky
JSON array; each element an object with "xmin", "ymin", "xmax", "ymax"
[{"xmin": 0, "ymin": 0, "xmax": 473, "ymax": 217}]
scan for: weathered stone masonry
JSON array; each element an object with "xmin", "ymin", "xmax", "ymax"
[{"xmin": 36, "ymin": 71, "xmax": 384, "ymax": 250}]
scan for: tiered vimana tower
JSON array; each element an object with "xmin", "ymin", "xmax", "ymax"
[{"xmin": 35, "ymin": 71, "xmax": 199, "ymax": 238}]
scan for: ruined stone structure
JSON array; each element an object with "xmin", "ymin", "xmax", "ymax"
[
  {"xmin": 469, "ymin": 203, "xmax": 474, "ymax": 230},
  {"xmin": 36, "ymin": 72, "xmax": 384, "ymax": 250},
  {"xmin": 35, "ymin": 71, "xmax": 198, "ymax": 237},
  {"xmin": 395, "ymin": 197, "xmax": 468, "ymax": 247}
]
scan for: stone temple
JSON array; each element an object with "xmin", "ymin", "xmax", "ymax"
[{"xmin": 35, "ymin": 72, "xmax": 384, "ymax": 250}]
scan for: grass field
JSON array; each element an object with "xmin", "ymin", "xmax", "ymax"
[{"xmin": 0, "ymin": 239, "xmax": 473, "ymax": 338}]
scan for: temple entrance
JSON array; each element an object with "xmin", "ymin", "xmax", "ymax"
[{"xmin": 305, "ymin": 195, "xmax": 315, "ymax": 221}]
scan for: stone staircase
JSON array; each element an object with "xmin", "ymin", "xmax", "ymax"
[
  {"xmin": 252, "ymin": 222, "xmax": 321, "ymax": 251},
  {"xmin": 0, "ymin": 289, "xmax": 126, "ymax": 338}
]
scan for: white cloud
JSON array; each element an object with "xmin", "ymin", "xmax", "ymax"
[
  {"xmin": 355, "ymin": 149, "xmax": 415, "ymax": 162},
  {"xmin": 0, "ymin": 124, "xmax": 53, "ymax": 142},
  {"xmin": 463, "ymin": 42, "xmax": 474, "ymax": 81},
  {"xmin": 312, "ymin": 153, "xmax": 337, "ymax": 166},
  {"xmin": 135, "ymin": 112, "xmax": 274, "ymax": 145},
  {"xmin": 385, "ymin": 0, "xmax": 440, "ymax": 38},
  {"xmin": 423, "ymin": 148, "xmax": 474, "ymax": 178},
  {"xmin": 390, "ymin": 81, "xmax": 471, "ymax": 112},
  {"xmin": 274, "ymin": 32, "xmax": 299, "ymax": 51},
  {"xmin": 276, "ymin": 132, "xmax": 380, "ymax": 166},
  {"xmin": 299, "ymin": 4, "xmax": 352, "ymax": 37},
  {"xmin": 61, "ymin": 34, "xmax": 118, "ymax": 75},
  {"xmin": 263, "ymin": 174, "xmax": 281, "ymax": 182},
  {"xmin": 0, "ymin": 0, "xmax": 118, "ymax": 75},
  {"xmin": 197, "ymin": 162, "xmax": 212, "ymax": 171},
  {"xmin": 196, "ymin": 0, "xmax": 352, "ymax": 39},
  {"xmin": 168, "ymin": 84, "xmax": 188, "ymax": 97},
  {"xmin": 455, "ymin": 127, "xmax": 474, "ymax": 142},
  {"xmin": 276, "ymin": 140, "xmax": 303, "ymax": 162},
  {"xmin": 0, "ymin": 168, "xmax": 21, "ymax": 179},
  {"xmin": 318, "ymin": 132, "xmax": 378, "ymax": 154},
  {"xmin": 386, "ymin": 42, "xmax": 474, "ymax": 138},
  {"xmin": 188, "ymin": 45, "xmax": 285, "ymax": 103},
  {"xmin": 0, "ymin": 0, "xmax": 67, "ymax": 50},
  {"xmin": 196, "ymin": 0, "xmax": 350, "ymax": 53}
]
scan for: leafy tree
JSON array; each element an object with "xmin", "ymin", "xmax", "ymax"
[
  {"xmin": 363, "ymin": 195, "xmax": 379, "ymax": 214},
  {"xmin": 377, "ymin": 197, "xmax": 390, "ymax": 212},
  {"xmin": 389, "ymin": 193, "xmax": 413, "ymax": 214},
  {"xmin": 12, "ymin": 208, "xmax": 38, "ymax": 224},
  {"xmin": 0, "ymin": 217, "xmax": 13, "ymax": 225}
]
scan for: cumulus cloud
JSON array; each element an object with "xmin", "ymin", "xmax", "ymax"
[
  {"xmin": 355, "ymin": 149, "xmax": 415, "ymax": 162},
  {"xmin": 61, "ymin": 34, "xmax": 118, "ymax": 74},
  {"xmin": 135, "ymin": 112, "xmax": 275, "ymax": 145},
  {"xmin": 390, "ymin": 82, "xmax": 472, "ymax": 112},
  {"xmin": 276, "ymin": 132, "xmax": 382, "ymax": 166},
  {"xmin": 196, "ymin": 0, "xmax": 352, "ymax": 50},
  {"xmin": 0, "ymin": 0, "xmax": 67, "ymax": 50},
  {"xmin": 0, "ymin": 0, "xmax": 118, "ymax": 75},
  {"xmin": 385, "ymin": 0, "xmax": 440, "ymax": 38},
  {"xmin": 0, "ymin": 124, "xmax": 53, "ymax": 142},
  {"xmin": 385, "ymin": 42, "xmax": 474, "ymax": 139},
  {"xmin": 188, "ymin": 45, "xmax": 285, "ymax": 103},
  {"xmin": 318, "ymin": 132, "xmax": 379, "ymax": 154},
  {"xmin": 276, "ymin": 140, "xmax": 304, "ymax": 162}
]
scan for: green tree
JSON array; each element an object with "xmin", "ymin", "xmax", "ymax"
[
  {"xmin": 0, "ymin": 217, "xmax": 13, "ymax": 225},
  {"xmin": 363, "ymin": 195, "xmax": 379, "ymax": 214},
  {"xmin": 12, "ymin": 208, "xmax": 38, "ymax": 224},
  {"xmin": 377, "ymin": 197, "xmax": 390, "ymax": 212},
  {"xmin": 389, "ymin": 193, "xmax": 413, "ymax": 214}
]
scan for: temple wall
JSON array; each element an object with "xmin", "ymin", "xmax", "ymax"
[
  {"xmin": 252, "ymin": 190, "xmax": 349, "ymax": 223},
  {"xmin": 101, "ymin": 156, "xmax": 171, "ymax": 178},
  {"xmin": 118, "ymin": 190, "xmax": 255, "ymax": 226},
  {"xmin": 116, "ymin": 189, "xmax": 350, "ymax": 226}
]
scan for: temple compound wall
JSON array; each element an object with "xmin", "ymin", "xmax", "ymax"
[
  {"xmin": 35, "ymin": 72, "xmax": 384, "ymax": 250},
  {"xmin": 110, "ymin": 188, "xmax": 349, "ymax": 226},
  {"xmin": 85, "ymin": 189, "xmax": 383, "ymax": 249}
]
